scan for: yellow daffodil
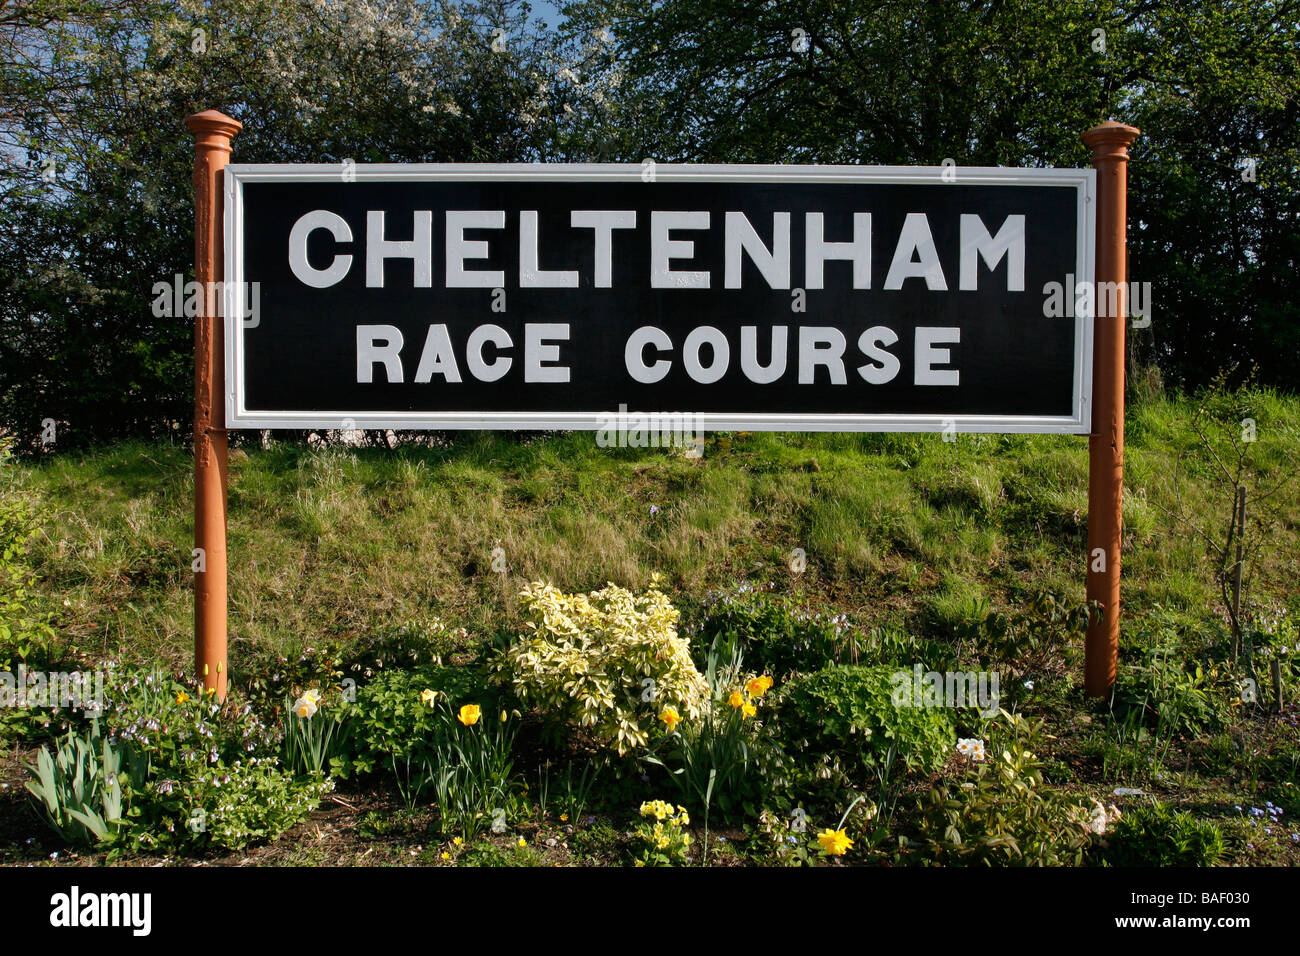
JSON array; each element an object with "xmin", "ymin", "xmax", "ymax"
[
  {"xmin": 420, "ymin": 688, "xmax": 437, "ymax": 706},
  {"xmin": 742, "ymin": 701, "xmax": 757, "ymax": 719},
  {"xmin": 746, "ymin": 675, "xmax": 774, "ymax": 698},
  {"xmin": 175, "ymin": 691, "xmax": 189, "ymax": 705},
  {"xmin": 658, "ymin": 706, "xmax": 682, "ymax": 732},
  {"xmin": 817, "ymin": 828, "xmax": 853, "ymax": 856},
  {"xmin": 727, "ymin": 690, "xmax": 745, "ymax": 709},
  {"xmin": 500, "ymin": 710, "xmax": 508, "ymax": 722},
  {"xmin": 458, "ymin": 704, "xmax": 482, "ymax": 726}
]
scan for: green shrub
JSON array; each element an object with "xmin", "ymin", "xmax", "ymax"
[
  {"xmin": 1110, "ymin": 641, "xmax": 1230, "ymax": 739},
  {"xmin": 126, "ymin": 759, "xmax": 331, "ymax": 853},
  {"xmin": 234, "ymin": 640, "xmax": 347, "ymax": 712},
  {"xmin": 686, "ymin": 588, "xmax": 846, "ymax": 677},
  {"xmin": 1102, "ymin": 802, "xmax": 1226, "ymax": 867},
  {"xmin": 92, "ymin": 663, "xmax": 324, "ymax": 853},
  {"xmin": 772, "ymin": 665, "xmax": 954, "ymax": 787},
  {"xmin": 907, "ymin": 712, "xmax": 1093, "ymax": 866},
  {"xmin": 338, "ymin": 661, "xmax": 498, "ymax": 778},
  {"xmin": 494, "ymin": 579, "xmax": 708, "ymax": 755}
]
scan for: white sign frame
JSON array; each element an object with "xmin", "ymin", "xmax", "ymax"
[{"xmin": 223, "ymin": 163, "xmax": 1096, "ymax": 433}]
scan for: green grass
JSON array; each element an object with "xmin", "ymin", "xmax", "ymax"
[{"xmin": 10, "ymin": 391, "xmax": 1300, "ymax": 676}]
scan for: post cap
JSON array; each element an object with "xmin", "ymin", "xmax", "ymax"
[
  {"xmin": 184, "ymin": 109, "xmax": 243, "ymax": 139},
  {"xmin": 1081, "ymin": 120, "xmax": 1140, "ymax": 157}
]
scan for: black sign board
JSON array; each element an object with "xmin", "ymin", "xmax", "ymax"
[{"xmin": 223, "ymin": 164, "xmax": 1095, "ymax": 432}]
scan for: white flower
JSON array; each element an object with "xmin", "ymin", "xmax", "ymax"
[
  {"xmin": 1085, "ymin": 799, "xmax": 1122, "ymax": 835},
  {"xmin": 293, "ymin": 696, "xmax": 318, "ymax": 719},
  {"xmin": 956, "ymin": 738, "xmax": 986, "ymax": 761}
]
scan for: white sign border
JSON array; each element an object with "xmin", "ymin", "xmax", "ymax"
[{"xmin": 223, "ymin": 163, "xmax": 1096, "ymax": 434}]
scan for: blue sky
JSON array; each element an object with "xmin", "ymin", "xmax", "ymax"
[{"xmin": 527, "ymin": 0, "xmax": 567, "ymax": 29}]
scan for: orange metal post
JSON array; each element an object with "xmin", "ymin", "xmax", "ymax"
[
  {"xmin": 186, "ymin": 110, "xmax": 241, "ymax": 701},
  {"xmin": 1082, "ymin": 121, "xmax": 1140, "ymax": 697}
]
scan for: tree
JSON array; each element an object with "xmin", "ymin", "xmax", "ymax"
[
  {"xmin": 1, "ymin": 0, "xmax": 583, "ymax": 447},
  {"xmin": 560, "ymin": 0, "xmax": 1300, "ymax": 390}
]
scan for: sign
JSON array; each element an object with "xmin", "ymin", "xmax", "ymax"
[{"xmin": 223, "ymin": 164, "xmax": 1095, "ymax": 432}]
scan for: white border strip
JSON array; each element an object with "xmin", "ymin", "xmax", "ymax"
[{"xmin": 223, "ymin": 164, "xmax": 1096, "ymax": 433}]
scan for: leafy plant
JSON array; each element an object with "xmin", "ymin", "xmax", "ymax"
[
  {"xmin": 341, "ymin": 617, "xmax": 472, "ymax": 678},
  {"xmin": 281, "ymin": 688, "xmax": 353, "ymax": 778},
  {"xmin": 494, "ymin": 578, "xmax": 709, "ymax": 755},
  {"xmin": 632, "ymin": 799, "xmax": 692, "ymax": 866},
  {"xmin": 751, "ymin": 807, "xmax": 819, "ymax": 867},
  {"xmin": 867, "ymin": 625, "xmax": 959, "ymax": 674},
  {"xmin": 772, "ymin": 665, "xmax": 954, "ymax": 795},
  {"xmin": 423, "ymin": 696, "xmax": 521, "ymax": 841},
  {"xmin": 643, "ymin": 633, "xmax": 776, "ymax": 822},
  {"xmin": 335, "ymin": 662, "xmax": 498, "ymax": 778},
  {"xmin": 150, "ymin": 761, "xmax": 333, "ymax": 853},
  {"xmin": 86, "ymin": 663, "xmax": 324, "ymax": 853},
  {"xmin": 1109, "ymin": 639, "xmax": 1229, "ymax": 753},
  {"xmin": 907, "ymin": 712, "xmax": 1092, "ymax": 866},
  {"xmin": 26, "ymin": 719, "xmax": 145, "ymax": 846},
  {"xmin": 1102, "ymin": 801, "xmax": 1226, "ymax": 867}
]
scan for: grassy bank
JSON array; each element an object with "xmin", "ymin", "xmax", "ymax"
[{"xmin": 12, "ymin": 392, "xmax": 1298, "ymax": 674}]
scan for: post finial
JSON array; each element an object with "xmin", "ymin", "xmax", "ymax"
[{"xmin": 1082, "ymin": 121, "xmax": 1140, "ymax": 162}]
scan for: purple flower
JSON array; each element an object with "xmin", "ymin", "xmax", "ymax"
[{"xmin": 649, "ymin": 505, "xmax": 660, "ymax": 515}]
